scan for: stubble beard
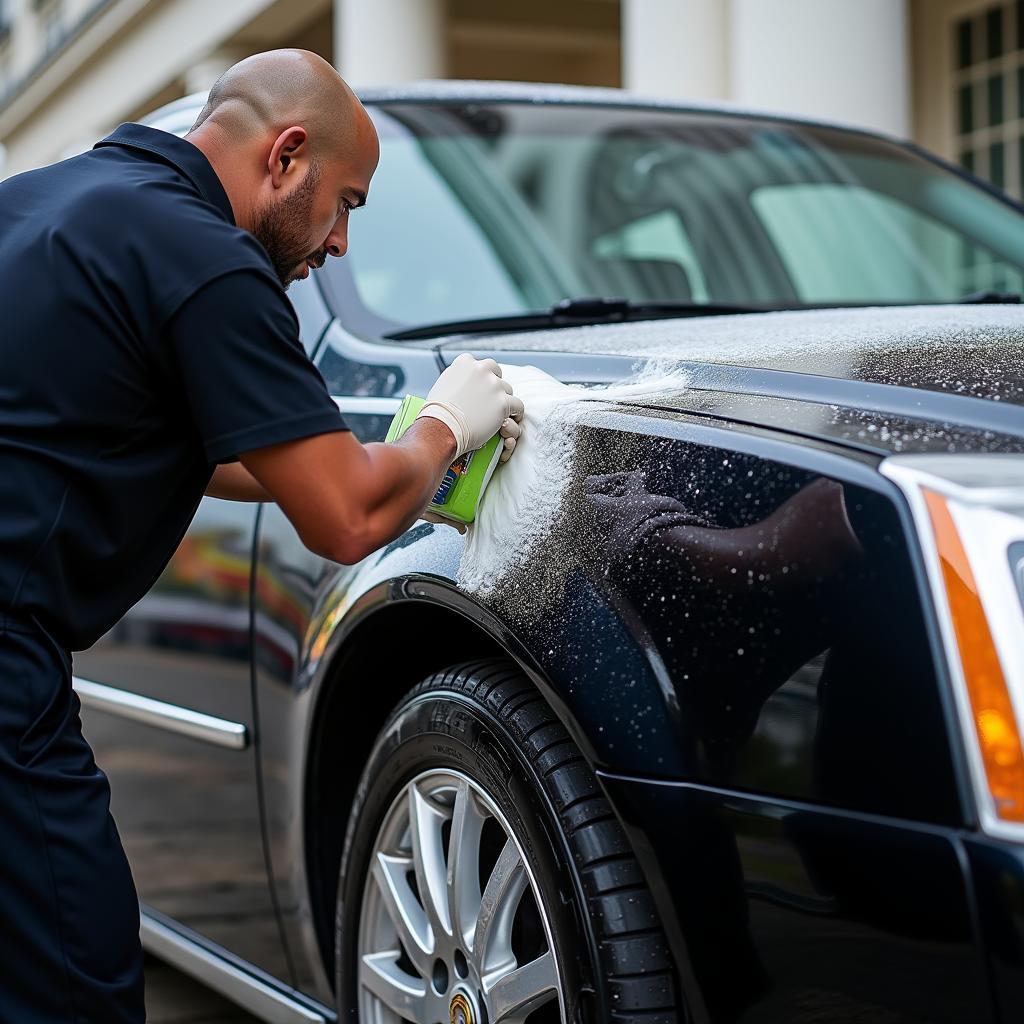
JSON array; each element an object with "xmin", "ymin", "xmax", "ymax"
[{"xmin": 251, "ymin": 162, "xmax": 327, "ymax": 289}]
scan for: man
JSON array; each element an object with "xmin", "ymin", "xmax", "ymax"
[{"xmin": 0, "ymin": 49, "xmax": 522, "ymax": 1022}]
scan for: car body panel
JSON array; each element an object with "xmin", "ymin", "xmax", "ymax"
[
  {"xmin": 438, "ymin": 303, "xmax": 1024, "ymax": 407},
  {"xmin": 450, "ymin": 347, "xmax": 1024, "ymax": 457},
  {"xmin": 602, "ymin": 773, "xmax": 994, "ymax": 1024},
  {"xmin": 75, "ymin": 498, "xmax": 290, "ymax": 981},
  {"xmin": 354, "ymin": 79, "xmax": 907, "ymax": 139},
  {"xmin": 245, "ymin": 390, "xmax": 977, "ymax": 1005},
  {"xmin": 964, "ymin": 837, "xmax": 1024, "ymax": 1021}
]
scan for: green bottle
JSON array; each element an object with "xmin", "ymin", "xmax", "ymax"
[{"xmin": 385, "ymin": 394, "xmax": 503, "ymax": 527}]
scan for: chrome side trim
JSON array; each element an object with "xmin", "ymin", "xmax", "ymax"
[
  {"xmin": 72, "ymin": 677, "xmax": 248, "ymax": 751},
  {"xmin": 140, "ymin": 912, "xmax": 328, "ymax": 1024},
  {"xmin": 332, "ymin": 395, "xmax": 402, "ymax": 416}
]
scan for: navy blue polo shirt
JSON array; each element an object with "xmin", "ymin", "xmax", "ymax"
[{"xmin": 0, "ymin": 123, "xmax": 348, "ymax": 650}]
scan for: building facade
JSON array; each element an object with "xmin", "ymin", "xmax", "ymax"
[{"xmin": 0, "ymin": 0, "xmax": 1015, "ymax": 197}]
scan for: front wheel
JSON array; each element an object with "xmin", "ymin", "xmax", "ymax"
[{"xmin": 335, "ymin": 659, "xmax": 679, "ymax": 1023}]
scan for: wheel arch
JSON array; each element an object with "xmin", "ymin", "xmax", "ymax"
[{"xmin": 301, "ymin": 575, "xmax": 598, "ymax": 983}]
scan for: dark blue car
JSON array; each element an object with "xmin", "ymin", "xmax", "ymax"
[{"xmin": 75, "ymin": 83, "xmax": 1024, "ymax": 1024}]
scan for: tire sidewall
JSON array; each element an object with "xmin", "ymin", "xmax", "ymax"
[{"xmin": 336, "ymin": 687, "xmax": 596, "ymax": 1021}]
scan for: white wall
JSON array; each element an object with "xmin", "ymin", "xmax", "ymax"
[{"xmin": 1, "ymin": 0, "xmax": 273, "ymax": 175}]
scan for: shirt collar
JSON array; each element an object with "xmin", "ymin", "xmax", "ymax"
[{"xmin": 94, "ymin": 123, "xmax": 236, "ymax": 225}]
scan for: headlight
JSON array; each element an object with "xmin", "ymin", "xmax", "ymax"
[{"xmin": 883, "ymin": 455, "xmax": 1024, "ymax": 836}]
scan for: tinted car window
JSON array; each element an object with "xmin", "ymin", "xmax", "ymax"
[
  {"xmin": 751, "ymin": 183, "xmax": 1024, "ymax": 300},
  {"xmin": 286, "ymin": 276, "xmax": 331, "ymax": 355},
  {"xmin": 343, "ymin": 123, "xmax": 530, "ymax": 325},
  {"xmin": 325, "ymin": 102, "xmax": 1024, "ymax": 336},
  {"xmin": 592, "ymin": 208, "xmax": 710, "ymax": 301}
]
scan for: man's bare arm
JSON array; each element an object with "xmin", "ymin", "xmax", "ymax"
[
  {"xmin": 206, "ymin": 462, "xmax": 274, "ymax": 501},
  {"xmin": 233, "ymin": 355, "xmax": 522, "ymax": 561},
  {"xmin": 238, "ymin": 419, "xmax": 457, "ymax": 564}
]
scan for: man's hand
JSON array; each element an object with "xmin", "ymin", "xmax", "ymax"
[
  {"xmin": 496, "ymin": 415, "xmax": 522, "ymax": 464},
  {"xmin": 416, "ymin": 354, "xmax": 525, "ymax": 459},
  {"xmin": 236, "ymin": 356, "xmax": 526, "ymax": 562},
  {"xmin": 238, "ymin": 417, "xmax": 457, "ymax": 565},
  {"xmin": 585, "ymin": 470, "xmax": 710, "ymax": 554}
]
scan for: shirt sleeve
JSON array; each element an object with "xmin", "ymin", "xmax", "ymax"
[{"xmin": 168, "ymin": 270, "xmax": 348, "ymax": 463}]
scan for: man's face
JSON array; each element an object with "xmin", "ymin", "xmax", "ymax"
[{"xmin": 253, "ymin": 116, "xmax": 379, "ymax": 289}]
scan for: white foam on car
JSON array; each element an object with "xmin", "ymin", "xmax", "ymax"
[
  {"xmin": 457, "ymin": 363, "xmax": 687, "ymax": 595},
  {"xmin": 447, "ymin": 304, "xmax": 1024, "ymax": 368}
]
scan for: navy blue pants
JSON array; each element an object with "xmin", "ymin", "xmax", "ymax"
[{"xmin": 0, "ymin": 616, "xmax": 144, "ymax": 1023}]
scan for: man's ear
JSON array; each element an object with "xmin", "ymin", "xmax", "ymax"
[{"xmin": 268, "ymin": 126, "xmax": 308, "ymax": 188}]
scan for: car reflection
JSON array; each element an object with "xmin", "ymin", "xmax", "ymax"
[
  {"xmin": 585, "ymin": 470, "xmax": 863, "ymax": 773},
  {"xmin": 579, "ymin": 459, "xmax": 965, "ymax": 1020}
]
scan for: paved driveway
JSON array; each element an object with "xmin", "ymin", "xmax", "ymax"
[{"xmin": 146, "ymin": 956, "xmax": 260, "ymax": 1023}]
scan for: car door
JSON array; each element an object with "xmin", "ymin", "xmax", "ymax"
[
  {"xmin": 75, "ymin": 496, "xmax": 287, "ymax": 978},
  {"xmin": 74, "ymin": 274, "xmax": 335, "ymax": 983}
]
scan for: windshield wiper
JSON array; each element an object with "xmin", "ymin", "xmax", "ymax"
[
  {"xmin": 386, "ymin": 296, "xmax": 774, "ymax": 341},
  {"xmin": 960, "ymin": 289, "xmax": 1022, "ymax": 303}
]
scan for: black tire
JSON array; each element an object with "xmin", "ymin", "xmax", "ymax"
[{"xmin": 335, "ymin": 658, "xmax": 680, "ymax": 1023}]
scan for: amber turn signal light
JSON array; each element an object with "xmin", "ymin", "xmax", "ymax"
[{"xmin": 924, "ymin": 489, "xmax": 1024, "ymax": 822}]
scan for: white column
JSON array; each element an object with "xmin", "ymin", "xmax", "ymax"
[
  {"xmin": 333, "ymin": 0, "xmax": 445, "ymax": 87},
  {"xmin": 731, "ymin": 0, "xmax": 910, "ymax": 137},
  {"xmin": 621, "ymin": 0, "xmax": 729, "ymax": 101}
]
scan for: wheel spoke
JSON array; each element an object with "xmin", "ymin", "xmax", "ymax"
[
  {"xmin": 486, "ymin": 950, "xmax": 559, "ymax": 1022},
  {"xmin": 472, "ymin": 836, "xmax": 527, "ymax": 970},
  {"xmin": 360, "ymin": 772, "xmax": 565, "ymax": 1024},
  {"xmin": 408, "ymin": 781, "xmax": 452, "ymax": 942},
  {"xmin": 372, "ymin": 851, "xmax": 434, "ymax": 977},
  {"xmin": 447, "ymin": 779, "xmax": 486, "ymax": 947},
  {"xmin": 360, "ymin": 951, "xmax": 430, "ymax": 1023}
]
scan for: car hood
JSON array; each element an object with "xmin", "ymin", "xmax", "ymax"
[{"xmin": 438, "ymin": 304, "xmax": 1024, "ymax": 409}]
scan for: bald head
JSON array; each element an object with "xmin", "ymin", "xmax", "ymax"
[
  {"xmin": 191, "ymin": 49, "xmax": 368, "ymax": 156},
  {"xmin": 186, "ymin": 49, "xmax": 379, "ymax": 288}
]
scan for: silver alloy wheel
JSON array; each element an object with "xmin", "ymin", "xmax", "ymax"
[{"xmin": 357, "ymin": 768, "xmax": 565, "ymax": 1024}]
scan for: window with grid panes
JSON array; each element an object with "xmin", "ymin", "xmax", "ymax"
[
  {"xmin": 954, "ymin": 2, "xmax": 1024, "ymax": 197},
  {"xmin": 953, "ymin": 1, "xmax": 1024, "ymax": 293}
]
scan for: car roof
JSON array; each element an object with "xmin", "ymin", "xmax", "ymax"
[{"xmin": 149, "ymin": 80, "xmax": 900, "ymax": 144}]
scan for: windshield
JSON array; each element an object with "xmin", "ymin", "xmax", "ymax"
[{"xmin": 319, "ymin": 102, "xmax": 1024, "ymax": 336}]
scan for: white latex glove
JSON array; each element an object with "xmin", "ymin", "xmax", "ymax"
[
  {"xmin": 417, "ymin": 354, "xmax": 525, "ymax": 459},
  {"xmin": 497, "ymin": 415, "xmax": 522, "ymax": 463}
]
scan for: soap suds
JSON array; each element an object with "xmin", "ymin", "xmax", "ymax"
[
  {"xmin": 440, "ymin": 304, "xmax": 1024, "ymax": 408},
  {"xmin": 458, "ymin": 363, "xmax": 689, "ymax": 595}
]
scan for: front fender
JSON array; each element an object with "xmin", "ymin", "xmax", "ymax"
[
  {"xmin": 296, "ymin": 511, "xmax": 602, "ymax": 767},
  {"xmin": 303, "ymin": 520, "xmax": 683, "ymax": 777},
  {"xmin": 254, "ymin": 507, "xmax": 684, "ymax": 999}
]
